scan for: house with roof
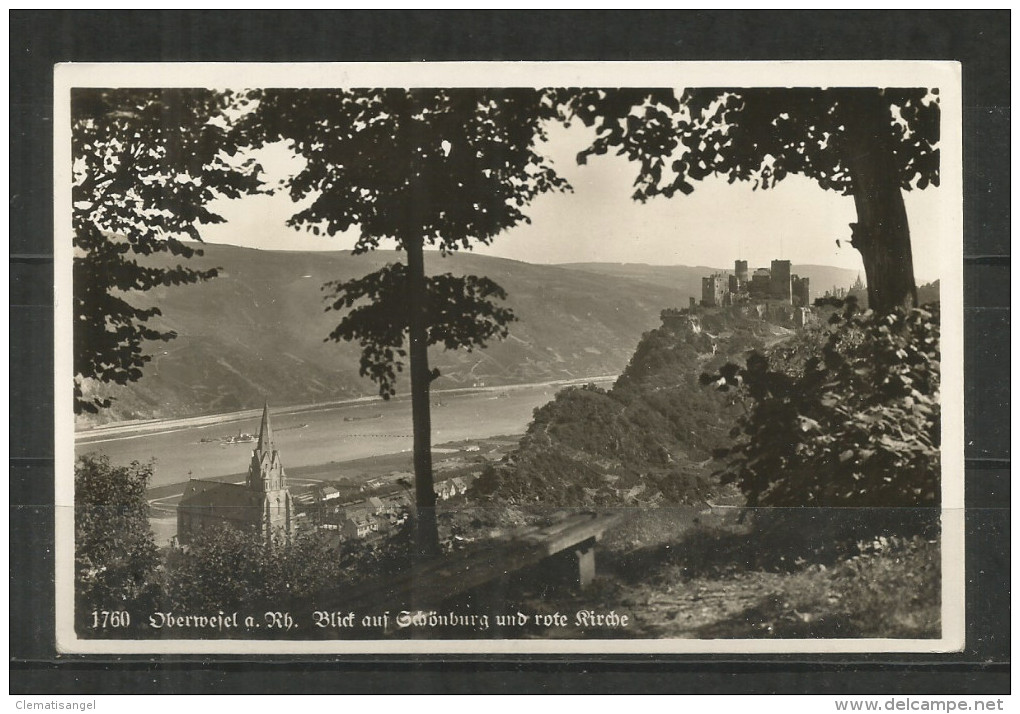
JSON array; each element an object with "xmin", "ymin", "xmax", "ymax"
[
  {"xmin": 292, "ymin": 492, "xmax": 317, "ymax": 513},
  {"xmin": 320, "ymin": 485, "xmax": 341, "ymax": 503},
  {"xmin": 341, "ymin": 511, "xmax": 378, "ymax": 539},
  {"xmin": 176, "ymin": 403, "xmax": 294, "ymax": 545}
]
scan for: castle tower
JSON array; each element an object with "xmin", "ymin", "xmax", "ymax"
[
  {"xmin": 701, "ymin": 274, "xmax": 726, "ymax": 307},
  {"xmin": 792, "ymin": 275, "xmax": 811, "ymax": 307},
  {"xmin": 734, "ymin": 259, "xmax": 748, "ymax": 284},
  {"xmin": 770, "ymin": 259, "xmax": 792, "ymax": 303},
  {"xmin": 246, "ymin": 402, "xmax": 292, "ymax": 540}
]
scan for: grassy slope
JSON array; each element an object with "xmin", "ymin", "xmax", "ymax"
[{"xmin": 491, "ymin": 508, "xmax": 940, "ymax": 639}]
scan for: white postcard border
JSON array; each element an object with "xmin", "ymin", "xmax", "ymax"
[{"xmin": 54, "ymin": 60, "xmax": 965, "ymax": 655}]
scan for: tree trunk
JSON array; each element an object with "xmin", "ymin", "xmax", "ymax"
[
  {"xmin": 405, "ymin": 236, "xmax": 441, "ymax": 558},
  {"xmin": 838, "ymin": 89, "xmax": 919, "ymax": 312}
]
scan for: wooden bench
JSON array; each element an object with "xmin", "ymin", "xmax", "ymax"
[{"xmin": 313, "ymin": 510, "xmax": 630, "ymax": 613}]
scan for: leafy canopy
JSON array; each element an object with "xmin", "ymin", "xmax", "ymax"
[
  {"xmin": 239, "ymin": 88, "xmax": 569, "ymax": 251},
  {"xmin": 237, "ymin": 88, "xmax": 570, "ymax": 396},
  {"xmin": 74, "ymin": 454, "xmax": 160, "ymax": 622},
  {"xmin": 72, "ymin": 89, "xmax": 261, "ymax": 413},
  {"xmin": 565, "ymin": 87, "xmax": 939, "ymax": 200},
  {"xmin": 323, "ymin": 264, "xmax": 515, "ymax": 397},
  {"xmin": 165, "ymin": 526, "xmax": 344, "ymax": 612}
]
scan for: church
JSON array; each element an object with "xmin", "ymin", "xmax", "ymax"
[{"xmin": 176, "ymin": 403, "xmax": 294, "ymax": 545}]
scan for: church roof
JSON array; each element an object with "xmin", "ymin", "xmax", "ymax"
[{"xmin": 179, "ymin": 479, "xmax": 262, "ymax": 521}]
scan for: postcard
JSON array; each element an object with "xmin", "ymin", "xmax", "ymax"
[{"xmin": 55, "ymin": 60, "xmax": 963, "ymax": 654}]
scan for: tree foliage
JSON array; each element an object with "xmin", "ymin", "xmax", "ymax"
[
  {"xmin": 323, "ymin": 263, "xmax": 515, "ymax": 398},
  {"xmin": 165, "ymin": 526, "xmax": 343, "ymax": 612},
  {"xmin": 235, "ymin": 88, "xmax": 569, "ymax": 556},
  {"xmin": 566, "ymin": 87, "xmax": 938, "ymax": 198},
  {"xmin": 562, "ymin": 87, "xmax": 940, "ymax": 311},
  {"xmin": 75, "ymin": 454, "xmax": 160, "ymax": 624},
  {"xmin": 237, "ymin": 88, "xmax": 568, "ymax": 251},
  {"xmin": 236, "ymin": 87, "xmax": 568, "ymax": 392},
  {"xmin": 703, "ymin": 302, "xmax": 941, "ymax": 508},
  {"xmin": 72, "ymin": 89, "xmax": 261, "ymax": 413},
  {"xmin": 472, "ymin": 312, "xmax": 777, "ymax": 509}
]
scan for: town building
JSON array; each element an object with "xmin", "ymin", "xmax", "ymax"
[
  {"xmin": 849, "ymin": 273, "xmax": 867, "ymax": 303},
  {"xmin": 341, "ymin": 510, "xmax": 378, "ymax": 539},
  {"xmin": 823, "ymin": 273, "xmax": 867, "ymax": 305},
  {"xmin": 293, "ymin": 492, "xmax": 316, "ymax": 509},
  {"xmin": 176, "ymin": 403, "xmax": 294, "ymax": 545}
]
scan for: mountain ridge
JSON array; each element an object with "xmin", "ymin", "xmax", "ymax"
[
  {"xmin": 554, "ymin": 261, "xmax": 866, "ymax": 300},
  {"xmin": 77, "ymin": 243, "xmax": 861, "ymax": 426}
]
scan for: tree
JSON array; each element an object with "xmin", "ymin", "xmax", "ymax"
[
  {"xmin": 564, "ymin": 87, "xmax": 940, "ymax": 312},
  {"xmin": 322, "ymin": 264, "xmax": 516, "ymax": 399},
  {"xmin": 702, "ymin": 302, "xmax": 941, "ymax": 509},
  {"xmin": 72, "ymin": 89, "xmax": 261, "ymax": 413},
  {"xmin": 165, "ymin": 526, "xmax": 344, "ymax": 612},
  {"xmin": 236, "ymin": 89, "xmax": 569, "ymax": 556},
  {"xmin": 74, "ymin": 454, "xmax": 160, "ymax": 628}
]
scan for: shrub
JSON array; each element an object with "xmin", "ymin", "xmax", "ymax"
[
  {"xmin": 75, "ymin": 454, "xmax": 160, "ymax": 632},
  {"xmin": 831, "ymin": 535, "xmax": 941, "ymax": 637},
  {"xmin": 704, "ymin": 303, "xmax": 940, "ymax": 508},
  {"xmin": 165, "ymin": 527, "xmax": 348, "ymax": 611}
]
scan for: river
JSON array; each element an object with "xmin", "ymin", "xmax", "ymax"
[{"xmin": 74, "ymin": 377, "xmax": 616, "ymax": 490}]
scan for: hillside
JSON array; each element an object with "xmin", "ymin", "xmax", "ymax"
[
  {"xmin": 556, "ymin": 262, "xmax": 863, "ymax": 306},
  {"xmin": 78, "ymin": 244, "xmax": 692, "ymax": 425},
  {"xmin": 463, "ymin": 299, "xmax": 940, "ymax": 640},
  {"xmin": 469, "ymin": 307, "xmax": 790, "ymax": 510}
]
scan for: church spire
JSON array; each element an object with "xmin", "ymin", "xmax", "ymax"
[
  {"xmin": 248, "ymin": 401, "xmax": 286, "ymax": 494},
  {"xmin": 256, "ymin": 401, "xmax": 274, "ymax": 454},
  {"xmin": 244, "ymin": 401, "xmax": 292, "ymax": 540}
]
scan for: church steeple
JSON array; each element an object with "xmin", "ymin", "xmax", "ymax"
[
  {"xmin": 247, "ymin": 402, "xmax": 286, "ymax": 494},
  {"xmin": 256, "ymin": 401, "xmax": 275, "ymax": 454},
  {"xmin": 239, "ymin": 401, "xmax": 293, "ymax": 542}
]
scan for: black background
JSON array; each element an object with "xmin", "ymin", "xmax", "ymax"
[{"xmin": 10, "ymin": 10, "xmax": 1010, "ymax": 694}]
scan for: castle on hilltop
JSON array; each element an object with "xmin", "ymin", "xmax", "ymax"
[
  {"xmin": 662, "ymin": 257, "xmax": 817, "ymax": 331},
  {"xmin": 701, "ymin": 259, "xmax": 810, "ymax": 308},
  {"xmin": 176, "ymin": 403, "xmax": 294, "ymax": 545}
]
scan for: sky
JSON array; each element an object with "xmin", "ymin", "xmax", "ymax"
[{"xmin": 202, "ymin": 122, "xmax": 947, "ymax": 283}]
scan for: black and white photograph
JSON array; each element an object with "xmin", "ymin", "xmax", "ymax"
[{"xmin": 54, "ymin": 61, "xmax": 964, "ymax": 654}]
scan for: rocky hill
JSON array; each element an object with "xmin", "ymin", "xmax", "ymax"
[{"xmin": 470, "ymin": 306, "xmax": 794, "ymax": 509}]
